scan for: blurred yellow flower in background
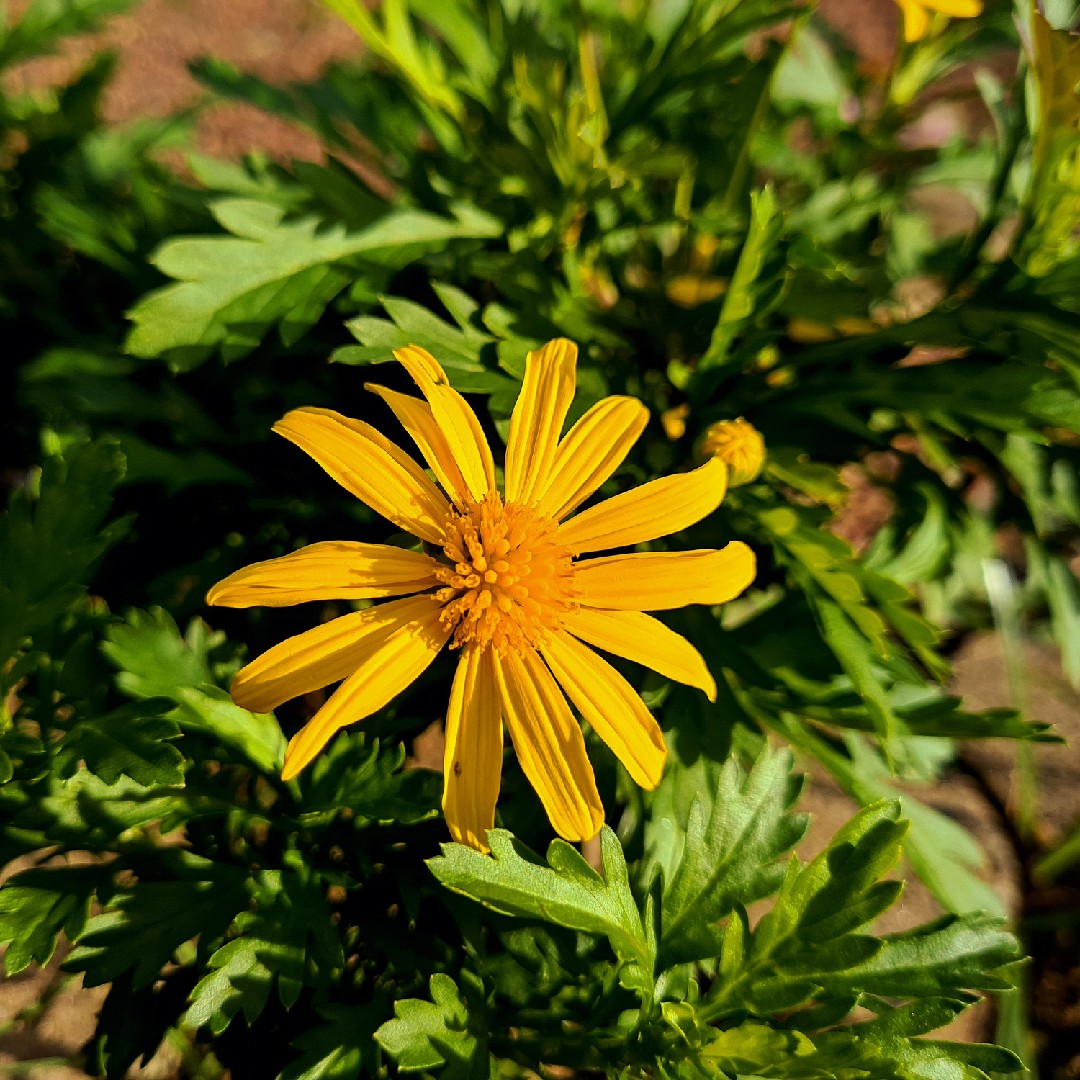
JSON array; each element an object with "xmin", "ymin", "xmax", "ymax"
[
  {"xmin": 209, "ymin": 340, "xmax": 755, "ymax": 850},
  {"xmin": 894, "ymin": 0, "xmax": 982, "ymax": 42},
  {"xmin": 701, "ymin": 418, "xmax": 766, "ymax": 487},
  {"xmin": 661, "ymin": 403, "xmax": 690, "ymax": 441}
]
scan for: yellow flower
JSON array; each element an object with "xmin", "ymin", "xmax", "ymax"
[
  {"xmin": 208, "ymin": 340, "xmax": 755, "ymax": 849},
  {"xmin": 893, "ymin": 0, "xmax": 982, "ymax": 42},
  {"xmin": 700, "ymin": 418, "xmax": 766, "ymax": 487}
]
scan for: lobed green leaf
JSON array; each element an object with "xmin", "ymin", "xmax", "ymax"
[
  {"xmin": 125, "ymin": 199, "xmax": 500, "ymax": 367},
  {"xmin": 429, "ymin": 825, "xmax": 653, "ymax": 994},
  {"xmin": 652, "ymin": 745, "xmax": 807, "ymax": 967}
]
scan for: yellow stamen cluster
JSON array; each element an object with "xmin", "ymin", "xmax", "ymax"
[{"xmin": 434, "ymin": 492, "xmax": 577, "ymax": 653}]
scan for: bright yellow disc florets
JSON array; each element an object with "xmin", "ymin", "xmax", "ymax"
[{"xmin": 434, "ymin": 492, "xmax": 577, "ymax": 653}]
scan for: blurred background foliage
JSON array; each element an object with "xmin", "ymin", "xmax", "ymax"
[{"xmin": 2, "ymin": 0, "xmax": 1080, "ymax": 1075}]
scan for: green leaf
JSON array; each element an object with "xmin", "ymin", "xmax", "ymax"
[
  {"xmin": 776, "ymin": 721, "xmax": 1009, "ymax": 917},
  {"xmin": 5, "ymin": 770, "xmax": 225, "ymax": 855},
  {"xmin": 816, "ymin": 598, "xmax": 904, "ymax": 750},
  {"xmin": 787, "ymin": 349, "xmax": 1080, "ymax": 437},
  {"xmin": 185, "ymin": 939, "xmax": 290, "ymax": 1036},
  {"xmin": 319, "ymin": 0, "xmax": 465, "ymax": 125},
  {"xmin": 697, "ymin": 186, "xmax": 785, "ymax": 373},
  {"xmin": 282, "ymin": 1003, "xmax": 380, "ymax": 1079},
  {"xmin": 333, "ymin": 287, "xmax": 512, "ymax": 395},
  {"xmin": 375, "ymin": 973, "xmax": 483, "ymax": 1077},
  {"xmin": 821, "ymin": 913, "xmax": 1022, "ymax": 998},
  {"xmin": 850, "ymin": 737, "xmax": 1010, "ymax": 917},
  {"xmin": 860, "ymin": 573, "xmax": 949, "ymax": 682},
  {"xmin": 125, "ymin": 199, "xmax": 500, "ymax": 366},
  {"xmin": 55, "ymin": 698, "xmax": 184, "ymax": 787},
  {"xmin": 1001, "ymin": 436, "xmax": 1080, "ymax": 534},
  {"xmin": 428, "ymin": 826, "xmax": 653, "ymax": 993},
  {"xmin": 658, "ymin": 790, "xmax": 1022, "ymax": 1070},
  {"xmin": 651, "ymin": 746, "xmax": 806, "ymax": 967},
  {"xmin": 88, "ymin": 970, "xmax": 191, "ymax": 1080},
  {"xmin": 757, "ymin": 801, "xmax": 905, "ymax": 948},
  {"xmin": 684, "ymin": 999, "xmax": 1023, "ymax": 1078},
  {"xmin": 103, "ymin": 608, "xmax": 285, "ymax": 774},
  {"xmin": 764, "ymin": 448, "xmax": 848, "ymax": 508},
  {"xmin": 701, "ymin": 802, "xmax": 904, "ymax": 1016},
  {"xmin": 814, "ymin": 689, "xmax": 1054, "ymax": 742},
  {"xmin": 409, "ymin": 0, "xmax": 497, "ymax": 92},
  {"xmin": 299, "ymin": 732, "xmax": 439, "ymax": 825},
  {"xmin": 815, "ymin": 999, "xmax": 1025, "ymax": 1078},
  {"xmin": 751, "ymin": 500, "xmax": 949, "ymax": 747},
  {"xmin": 1023, "ymin": 12, "xmax": 1080, "ymax": 275},
  {"xmin": 1026, "ymin": 538, "xmax": 1080, "ymax": 687},
  {"xmin": 338, "ymin": 312, "xmax": 480, "ymax": 372},
  {"xmin": 186, "ymin": 863, "xmax": 343, "ymax": 1036},
  {"xmin": 755, "ymin": 505, "xmax": 892, "ymax": 658},
  {"xmin": 0, "ymin": 439, "xmax": 127, "ymax": 685},
  {"xmin": 699, "ymin": 1022, "xmax": 817, "ymax": 1072},
  {"xmin": 430, "ymin": 281, "xmax": 489, "ymax": 342},
  {"xmin": 899, "ymin": 796, "xmax": 1010, "ymax": 920},
  {"xmin": 65, "ymin": 860, "xmax": 249, "ymax": 988},
  {"xmin": 0, "ymin": 867, "xmax": 106, "ymax": 974},
  {"xmin": 772, "ymin": 23, "xmax": 848, "ymax": 116}
]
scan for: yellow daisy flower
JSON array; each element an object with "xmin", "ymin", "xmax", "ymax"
[
  {"xmin": 894, "ymin": 0, "xmax": 982, "ymax": 42},
  {"xmin": 208, "ymin": 340, "xmax": 755, "ymax": 849}
]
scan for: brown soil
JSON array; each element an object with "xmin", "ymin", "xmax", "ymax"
[{"xmin": 5, "ymin": 0, "xmax": 358, "ymax": 161}]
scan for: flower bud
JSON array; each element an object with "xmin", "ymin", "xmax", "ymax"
[
  {"xmin": 661, "ymin": 404, "xmax": 690, "ymax": 441},
  {"xmin": 701, "ymin": 418, "xmax": 766, "ymax": 487}
]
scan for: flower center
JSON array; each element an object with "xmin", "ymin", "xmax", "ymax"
[{"xmin": 434, "ymin": 491, "xmax": 577, "ymax": 654}]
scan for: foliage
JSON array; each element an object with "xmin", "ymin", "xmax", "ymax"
[{"xmin": 3, "ymin": 0, "xmax": 1078, "ymax": 1074}]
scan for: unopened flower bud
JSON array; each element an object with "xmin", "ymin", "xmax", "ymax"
[
  {"xmin": 701, "ymin": 418, "xmax": 766, "ymax": 487},
  {"xmin": 661, "ymin": 404, "xmax": 690, "ymax": 441}
]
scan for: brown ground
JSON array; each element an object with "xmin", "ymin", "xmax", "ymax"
[
  {"xmin": 4, "ymin": 0, "xmax": 358, "ymax": 162},
  {"xmin": 3, "ymin": 0, "xmax": 1078, "ymax": 1075},
  {"xmin": 3, "ymin": 0, "xmax": 902, "ymax": 164}
]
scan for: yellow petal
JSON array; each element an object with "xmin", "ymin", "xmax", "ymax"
[
  {"xmin": 576, "ymin": 541, "xmax": 756, "ymax": 610},
  {"xmin": 560, "ymin": 608, "xmax": 716, "ymax": 701},
  {"xmin": 231, "ymin": 594, "xmax": 441, "ymax": 715},
  {"xmin": 504, "ymin": 338, "xmax": 578, "ymax": 506},
  {"xmin": 273, "ymin": 408, "xmax": 449, "ymax": 544},
  {"xmin": 367, "ymin": 383, "xmax": 470, "ymax": 504},
  {"xmin": 443, "ymin": 646, "xmax": 503, "ymax": 851},
  {"xmin": 557, "ymin": 457, "xmax": 728, "ymax": 555},
  {"xmin": 924, "ymin": 0, "xmax": 981, "ymax": 15},
  {"xmin": 541, "ymin": 631, "xmax": 666, "ymax": 789},
  {"xmin": 207, "ymin": 541, "xmax": 438, "ymax": 608},
  {"xmin": 281, "ymin": 596, "xmax": 450, "ymax": 780},
  {"xmin": 394, "ymin": 345, "xmax": 496, "ymax": 502},
  {"xmin": 896, "ymin": 0, "xmax": 930, "ymax": 40},
  {"xmin": 536, "ymin": 396, "xmax": 649, "ymax": 521},
  {"xmin": 493, "ymin": 645, "xmax": 604, "ymax": 842}
]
